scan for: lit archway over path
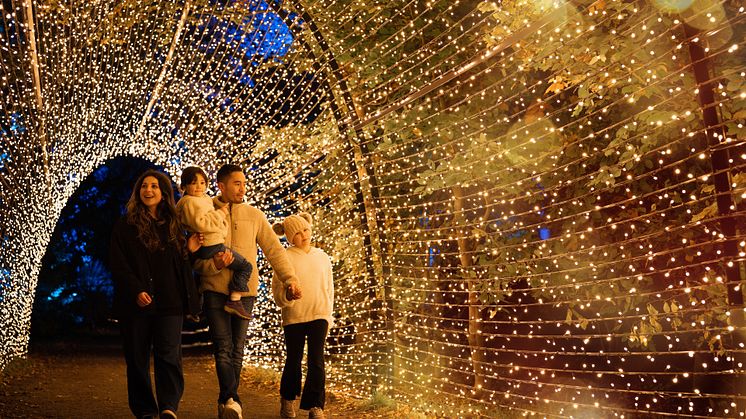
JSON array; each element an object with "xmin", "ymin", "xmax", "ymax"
[{"xmin": 1, "ymin": 0, "xmax": 745, "ymax": 416}]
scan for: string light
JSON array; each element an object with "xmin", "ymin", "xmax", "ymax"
[{"xmin": 1, "ymin": 0, "xmax": 745, "ymax": 417}]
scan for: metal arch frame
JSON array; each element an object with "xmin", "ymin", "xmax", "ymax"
[
  {"xmin": 134, "ymin": 0, "xmax": 193, "ymax": 146},
  {"xmin": 21, "ymin": 0, "xmax": 51, "ymax": 195},
  {"xmin": 265, "ymin": 0, "xmax": 391, "ymax": 392},
  {"xmin": 20, "ymin": 0, "xmax": 193, "ymax": 187}
]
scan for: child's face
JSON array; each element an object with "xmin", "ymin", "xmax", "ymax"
[
  {"xmin": 292, "ymin": 227, "xmax": 311, "ymax": 248},
  {"xmin": 184, "ymin": 174, "xmax": 207, "ymax": 196}
]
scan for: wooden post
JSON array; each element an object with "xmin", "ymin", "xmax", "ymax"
[{"xmin": 683, "ymin": 22, "xmax": 745, "ymax": 409}]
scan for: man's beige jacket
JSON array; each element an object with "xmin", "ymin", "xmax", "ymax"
[{"xmin": 194, "ymin": 197, "xmax": 299, "ymax": 296}]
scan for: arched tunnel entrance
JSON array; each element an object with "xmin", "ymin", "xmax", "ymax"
[
  {"xmin": 1, "ymin": 0, "xmax": 745, "ymax": 416},
  {"xmin": 33, "ymin": 157, "xmax": 158, "ymax": 339}
]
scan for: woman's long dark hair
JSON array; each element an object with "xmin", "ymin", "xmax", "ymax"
[{"xmin": 125, "ymin": 170, "xmax": 187, "ymax": 257}]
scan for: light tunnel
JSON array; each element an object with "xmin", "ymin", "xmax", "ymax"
[{"xmin": 1, "ymin": 0, "xmax": 745, "ymax": 416}]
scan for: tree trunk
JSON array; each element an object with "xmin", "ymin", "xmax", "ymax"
[
  {"xmin": 452, "ymin": 185, "xmax": 486, "ymax": 391},
  {"xmin": 683, "ymin": 23, "xmax": 745, "ymax": 410}
]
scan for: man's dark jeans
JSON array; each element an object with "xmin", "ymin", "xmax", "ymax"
[
  {"xmin": 203, "ymin": 291, "xmax": 256, "ymax": 404},
  {"xmin": 196, "ymin": 244, "xmax": 252, "ymax": 293}
]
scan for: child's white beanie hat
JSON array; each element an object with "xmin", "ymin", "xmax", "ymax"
[{"xmin": 273, "ymin": 212, "xmax": 312, "ymax": 240}]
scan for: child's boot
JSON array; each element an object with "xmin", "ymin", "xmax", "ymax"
[{"xmin": 224, "ymin": 300, "xmax": 252, "ymax": 320}]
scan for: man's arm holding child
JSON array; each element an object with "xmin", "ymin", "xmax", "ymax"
[{"xmin": 193, "ymin": 249, "xmax": 234, "ymax": 276}]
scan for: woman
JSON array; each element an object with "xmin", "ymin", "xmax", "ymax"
[{"xmin": 110, "ymin": 170, "xmax": 202, "ymax": 419}]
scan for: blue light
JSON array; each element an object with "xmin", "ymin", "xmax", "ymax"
[
  {"xmin": 0, "ymin": 268, "xmax": 9, "ymax": 302},
  {"xmin": 9, "ymin": 113, "xmax": 25, "ymax": 134},
  {"xmin": 0, "ymin": 15, "xmax": 21, "ymax": 47},
  {"xmin": 195, "ymin": 1, "xmax": 294, "ymax": 65},
  {"xmin": 244, "ymin": 3, "xmax": 294, "ymax": 61},
  {"xmin": 61, "ymin": 293, "xmax": 78, "ymax": 305},
  {"xmin": 48, "ymin": 286, "xmax": 66, "ymax": 300},
  {"xmin": 539, "ymin": 228, "xmax": 551, "ymax": 240},
  {"xmin": 93, "ymin": 166, "xmax": 109, "ymax": 182},
  {"xmin": 428, "ymin": 247, "xmax": 440, "ymax": 267}
]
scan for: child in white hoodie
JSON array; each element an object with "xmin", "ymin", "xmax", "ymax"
[
  {"xmin": 272, "ymin": 213, "xmax": 333, "ymax": 419},
  {"xmin": 176, "ymin": 166, "xmax": 253, "ymax": 320}
]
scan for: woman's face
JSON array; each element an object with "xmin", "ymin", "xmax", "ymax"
[
  {"xmin": 140, "ymin": 176, "xmax": 163, "ymax": 214},
  {"xmin": 185, "ymin": 174, "xmax": 207, "ymax": 197}
]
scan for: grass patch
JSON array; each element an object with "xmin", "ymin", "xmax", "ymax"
[
  {"xmin": 359, "ymin": 391, "xmax": 397, "ymax": 411},
  {"xmin": 0, "ymin": 356, "xmax": 35, "ymax": 382},
  {"xmin": 241, "ymin": 365, "xmax": 282, "ymax": 389},
  {"xmin": 358, "ymin": 392, "xmax": 431, "ymax": 417}
]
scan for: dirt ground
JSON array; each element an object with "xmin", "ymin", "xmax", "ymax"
[{"xmin": 0, "ymin": 340, "xmax": 405, "ymax": 419}]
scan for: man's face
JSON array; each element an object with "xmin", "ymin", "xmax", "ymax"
[{"xmin": 218, "ymin": 171, "xmax": 247, "ymax": 204}]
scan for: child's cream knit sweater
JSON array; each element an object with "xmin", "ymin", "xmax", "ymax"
[
  {"xmin": 176, "ymin": 194, "xmax": 227, "ymax": 247},
  {"xmin": 272, "ymin": 246, "xmax": 334, "ymax": 327}
]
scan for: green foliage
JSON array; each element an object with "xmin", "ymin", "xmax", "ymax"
[{"xmin": 358, "ymin": 0, "xmax": 746, "ymax": 357}]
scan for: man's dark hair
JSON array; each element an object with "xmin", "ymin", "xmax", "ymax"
[{"xmin": 216, "ymin": 164, "xmax": 243, "ymax": 184}]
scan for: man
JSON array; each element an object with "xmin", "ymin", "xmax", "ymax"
[{"xmin": 195, "ymin": 164, "xmax": 302, "ymax": 419}]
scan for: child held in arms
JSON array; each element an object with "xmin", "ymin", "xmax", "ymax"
[
  {"xmin": 177, "ymin": 166, "xmax": 253, "ymax": 319},
  {"xmin": 272, "ymin": 213, "xmax": 334, "ymax": 419}
]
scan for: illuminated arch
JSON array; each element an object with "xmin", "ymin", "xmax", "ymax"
[
  {"xmin": 1, "ymin": 0, "xmax": 745, "ymax": 416},
  {"xmin": 0, "ymin": 0, "xmax": 386, "ymax": 370}
]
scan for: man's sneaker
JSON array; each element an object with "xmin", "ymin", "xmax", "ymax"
[
  {"xmin": 159, "ymin": 410, "xmax": 177, "ymax": 419},
  {"xmin": 280, "ymin": 398, "xmax": 296, "ymax": 418},
  {"xmin": 223, "ymin": 397, "xmax": 243, "ymax": 419},
  {"xmin": 224, "ymin": 300, "xmax": 252, "ymax": 320},
  {"xmin": 308, "ymin": 407, "xmax": 325, "ymax": 419}
]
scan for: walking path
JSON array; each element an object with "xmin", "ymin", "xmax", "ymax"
[{"xmin": 0, "ymin": 342, "xmax": 403, "ymax": 418}]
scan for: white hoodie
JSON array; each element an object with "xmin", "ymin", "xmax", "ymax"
[{"xmin": 272, "ymin": 246, "xmax": 334, "ymax": 327}]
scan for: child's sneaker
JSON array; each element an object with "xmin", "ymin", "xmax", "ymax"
[
  {"xmin": 224, "ymin": 300, "xmax": 252, "ymax": 320},
  {"xmin": 223, "ymin": 398, "xmax": 242, "ymax": 419},
  {"xmin": 308, "ymin": 407, "xmax": 325, "ymax": 419}
]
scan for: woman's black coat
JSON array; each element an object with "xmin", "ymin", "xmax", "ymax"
[{"xmin": 109, "ymin": 217, "xmax": 200, "ymax": 318}]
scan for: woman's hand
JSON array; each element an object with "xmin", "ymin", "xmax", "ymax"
[
  {"xmin": 213, "ymin": 250, "xmax": 234, "ymax": 270},
  {"xmin": 136, "ymin": 292, "xmax": 152, "ymax": 307},
  {"xmin": 187, "ymin": 233, "xmax": 204, "ymax": 253}
]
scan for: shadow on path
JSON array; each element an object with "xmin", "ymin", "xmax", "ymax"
[{"xmin": 0, "ymin": 340, "xmax": 401, "ymax": 418}]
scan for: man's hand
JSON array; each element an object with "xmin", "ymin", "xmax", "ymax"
[
  {"xmin": 286, "ymin": 283, "xmax": 302, "ymax": 300},
  {"xmin": 136, "ymin": 292, "xmax": 152, "ymax": 307},
  {"xmin": 213, "ymin": 250, "xmax": 234, "ymax": 270},
  {"xmin": 187, "ymin": 233, "xmax": 204, "ymax": 253}
]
